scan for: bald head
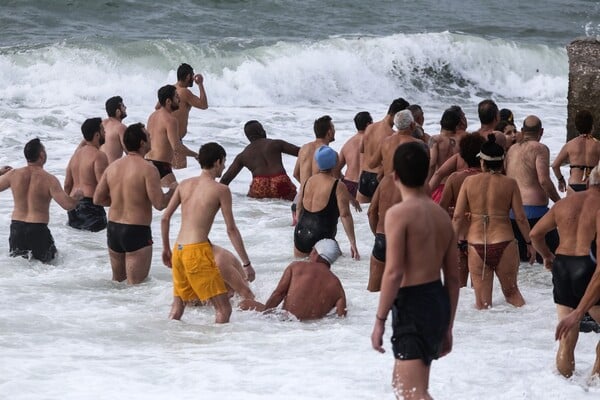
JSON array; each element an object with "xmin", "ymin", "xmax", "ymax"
[{"xmin": 522, "ymin": 115, "xmax": 542, "ymax": 136}]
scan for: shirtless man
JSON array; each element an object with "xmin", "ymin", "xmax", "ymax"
[
  {"xmin": 358, "ymin": 98, "xmax": 409, "ymax": 203},
  {"xmin": 146, "ymin": 85, "xmax": 198, "ymax": 187},
  {"xmin": 64, "ymin": 117, "xmax": 108, "ymax": 232},
  {"xmin": 161, "ymin": 142, "xmax": 254, "ymax": 324},
  {"xmin": 428, "ymin": 107, "xmax": 465, "ymax": 202},
  {"xmin": 294, "ymin": 146, "xmax": 360, "ymax": 259},
  {"xmin": 552, "ymin": 110, "xmax": 600, "ymax": 194},
  {"xmin": 0, "ymin": 138, "xmax": 82, "ymax": 263},
  {"xmin": 0, "ymin": 166, "xmax": 12, "ymax": 175},
  {"xmin": 100, "ymin": 96, "xmax": 127, "ymax": 163},
  {"xmin": 220, "ymin": 120, "xmax": 299, "ymax": 201},
  {"xmin": 505, "ymin": 115, "xmax": 561, "ymax": 262},
  {"xmin": 408, "ymin": 104, "xmax": 431, "ymax": 144},
  {"xmin": 254, "ymin": 239, "xmax": 346, "ymax": 320},
  {"xmin": 367, "ymin": 174, "xmax": 402, "ymax": 292},
  {"xmin": 370, "ymin": 109, "xmax": 420, "ymax": 177},
  {"xmin": 371, "ymin": 142, "xmax": 459, "ymax": 400},
  {"xmin": 94, "ymin": 123, "xmax": 176, "ymax": 284},
  {"xmin": 170, "ymin": 63, "xmax": 208, "ymax": 169},
  {"xmin": 472, "ymin": 99, "xmax": 500, "ymax": 137},
  {"xmin": 530, "ymin": 167, "xmax": 600, "ymax": 378},
  {"xmin": 338, "ymin": 111, "xmax": 372, "ymax": 198}
]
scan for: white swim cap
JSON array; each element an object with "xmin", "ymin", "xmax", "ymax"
[{"xmin": 314, "ymin": 238, "xmax": 342, "ymax": 265}]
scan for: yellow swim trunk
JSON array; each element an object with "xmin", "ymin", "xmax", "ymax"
[{"xmin": 171, "ymin": 242, "xmax": 227, "ymax": 302}]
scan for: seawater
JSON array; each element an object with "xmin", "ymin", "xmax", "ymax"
[{"xmin": 1, "ymin": 1, "xmax": 600, "ymax": 399}]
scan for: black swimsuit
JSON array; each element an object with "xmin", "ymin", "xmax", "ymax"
[{"xmin": 294, "ymin": 180, "xmax": 340, "ymax": 253}]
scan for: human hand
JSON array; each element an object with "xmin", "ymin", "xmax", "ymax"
[
  {"xmin": 371, "ymin": 319, "xmax": 386, "ymax": 353},
  {"xmin": 351, "ymin": 198, "xmax": 362, "ymax": 213},
  {"xmin": 555, "ymin": 310, "xmax": 582, "ymax": 340},
  {"xmin": 244, "ymin": 263, "xmax": 256, "ymax": 282},
  {"xmin": 526, "ymin": 244, "xmax": 537, "ymax": 265},
  {"xmin": 351, "ymin": 244, "xmax": 360, "ymax": 260},
  {"xmin": 162, "ymin": 248, "xmax": 172, "ymax": 268},
  {"xmin": 194, "ymin": 74, "xmax": 204, "ymax": 85},
  {"xmin": 542, "ymin": 254, "xmax": 554, "ymax": 271},
  {"xmin": 440, "ymin": 330, "xmax": 453, "ymax": 357},
  {"xmin": 0, "ymin": 165, "xmax": 12, "ymax": 175}
]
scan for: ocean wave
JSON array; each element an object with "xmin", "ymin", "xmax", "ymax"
[{"xmin": 0, "ymin": 32, "xmax": 568, "ymax": 109}]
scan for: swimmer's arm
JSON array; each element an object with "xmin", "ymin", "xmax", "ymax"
[
  {"xmin": 264, "ymin": 266, "xmax": 292, "ymax": 311},
  {"xmin": 336, "ymin": 147, "xmax": 347, "ymax": 177},
  {"xmin": 427, "ymin": 136, "xmax": 439, "ymax": 181},
  {"xmin": 438, "ymin": 175, "xmax": 454, "ymax": 211},
  {"xmin": 147, "ymin": 167, "xmax": 174, "ymax": 210},
  {"xmin": 530, "ymin": 208, "xmax": 557, "ymax": 268},
  {"xmin": 0, "ymin": 168, "xmax": 12, "ymax": 191},
  {"xmin": 167, "ymin": 119, "xmax": 196, "ymax": 158},
  {"xmin": 186, "ymin": 76, "xmax": 208, "ymax": 109},
  {"xmin": 338, "ymin": 184, "xmax": 359, "ymax": 260},
  {"xmin": 219, "ymin": 154, "xmax": 244, "ymax": 185},
  {"xmin": 512, "ymin": 182, "xmax": 536, "ymax": 264},
  {"xmin": 441, "ymin": 228, "xmax": 460, "ymax": 333},
  {"xmin": 551, "ymin": 147, "xmax": 568, "ymax": 192},
  {"xmin": 64, "ymin": 160, "xmax": 74, "ymax": 195},
  {"xmin": 93, "ymin": 170, "xmax": 111, "ymax": 207},
  {"xmin": 278, "ymin": 140, "xmax": 300, "ymax": 157},
  {"xmin": 49, "ymin": 175, "xmax": 80, "ymax": 210},
  {"xmin": 429, "ymin": 154, "xmax": 457, "ymax": 191},
  {"xmin": 0, "ymin": 165, "xmax": 13, "ymax": 176},
  {"xmin": 536, "ymin": 147, "xmax": 561, "ymax": 202},
  {"xmin": 367, "ymin": 186, "xmax": 381, "ymax": 234},
  {"xmin": 451, "ymin": 182, "xmax": 469, "ymax": 238},
  {"xmin": 220, "ymin": 186, "xmax": 251, "ymax": 266},
  {"xmin": 160, "ymin": 186, "xmax": 181, "ymax": 268},
  {"xmin": 94, "ymin": 153, "xmax": 109, "ymax": 184}
]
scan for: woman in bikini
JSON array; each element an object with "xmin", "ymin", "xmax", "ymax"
[{"xmin": 452, "ymin": 134, "xmax": 535, "ymax": 309}]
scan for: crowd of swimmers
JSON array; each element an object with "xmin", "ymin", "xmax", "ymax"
[{"xmin": 1, "ymin": 63, "xmax": 600, "ymax": 399}]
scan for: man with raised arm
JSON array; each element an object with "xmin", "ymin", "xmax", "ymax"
[
  {"xmin": 161, "ymin": 142, "xmax": 254, "ymax": 324},
  {"xmin": 94, "ymin": 123, "xmax": 176, "ymax": 284},
  {"xmin": 371, "ymin": 142, "xmax": 459, "ymax": 400},
  {"xmin": 0, "ymin": 138, "xmax": 82, "ymax": 263},
  {"xmin": 220, "ymin": 120, "xmax": 299, "ymax": 201},
  {"xmin": 171, "ymin": 63, "xmax": 209, "ymax": 169}
]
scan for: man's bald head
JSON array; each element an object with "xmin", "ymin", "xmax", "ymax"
[{"xmin": 522, "ymin": 115, "xmax": 542, "ymax": 135}]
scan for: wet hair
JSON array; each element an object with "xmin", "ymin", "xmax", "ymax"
[
  {"xmin": 177, "ymin": 63, "xmax": 193, "ymax": 81},
  {"xmin": 197, "ymin": 142, "xmax": 226, "ymax": 169},
  {"xmin": 123, "ymin": 123, "xmax": 147, "ymax": 152},
  {"xmin": 354, "ymin": 111, "xmax": 373, "ymax": 131},
  {"xmin": 499, "ymin": 108, "xmax": 514, "ymax": 124},
  {"xmin": 244, "ymin": 120, "xmax": 266, "ymax": 140},
  {"xmin": 408, "ymin": 104, "xmax": 423, "ymax": 123},
  {"xmin": 387, "ymin": 98, "xmax": 410, "ymax": 116},
  {"xmin": 81, "ymin": 117, "xmax": 103, "ymax": 141},
  {"xmin": 157, "ymin": 84, "xmax": 177, "ymax": 107},
  {"xmin": 394, "ymin": 110, "xmax": 414, "ymax": 130},
  {"xmin": 105, "ymin": 96, "xmax": 123, "ymax": 118},
  {"xmin": 478, "ymin": 99, "xmax": 499, "ymax": 125},
  {"xmin": 393, "ymin": 142, "xmax": 429, "ymax": 188},
  {"xmin": 24, "ymin": 138, "xmax": 43, "ymax": 162},
  {"xmin": 440, "ymin": 108, "xmax": 461, "ymax": 131},
  {"xmin": 314, "ymin": 115, "xmax": 333, "ymax": 139},
  {"xmin": 575, "ymin": 110, "xmax": 593, "ymax": 135},
  {"xmin": 494, "ymin": 121, "xmax": 510, "ymax": 132},
  {"xmin": 460, "ymin": 134, "xmax": 485, "ymax": 168},
  {"xmin": 479, "ymin": 134, "xmax": 504, "ymax": 171}
]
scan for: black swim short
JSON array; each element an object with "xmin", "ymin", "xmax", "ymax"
[
  {"xmin": 67, "ymin": 197, "xmax": 107, "ymax": 232},
  {"xmin": 9, "ymin": 220, "xmax": 57, "ymax": 263},
  {"xmin": 552, "ymin": 254, "xmax": 600, "ymax": 309},
  {"xmin": 372, "ymin": 233, "xmax": 386, "ymax": 262},
  {"xmin": 149, "ymin": 160, "xmax": 173, "ymax": 179},
  {"xmin": 391, "ymin": 280, "xmax": 450, "ymax": 366},
  {"xmin": 358, "ymin": 171, "xmax": 379, "ymax": 198},
  {"xmin": 107, "ymin": 221, "xmax": 153, "ymax": 253}
]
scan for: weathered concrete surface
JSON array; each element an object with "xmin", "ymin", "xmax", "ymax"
[{"xmin": 567, "ymin": 37, "xmax": 600, "ymax": 141}]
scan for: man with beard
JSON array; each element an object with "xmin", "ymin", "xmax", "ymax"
[
  {"xmin": 171, "ymin": 63, "xmax": 208, "ymax": 169},
  {"xmin": 100, "ymin": 96, "xmax": 128, "ymax": 163},
  {"xmin": 64, "ymin": 117, "xmax": 108, "ymax": 232},
  {"xmin": 146, "ymin": 84, "xmax": 197, "ymax": 187}
]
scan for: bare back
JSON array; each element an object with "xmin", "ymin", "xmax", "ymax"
[
  {"xmin": 65, "ymin": 145, "xmax": 107, "ymax": 197},
  {"xmin": 456, "ymin": 173, "xmax": 521, "ymax": 244},
  {"xmin": 240, "ymin": 139, "xmax": 296, "ymax": 176},
  {"xmin": 146, "ymin": 108, "xmax": 178, "ymax": 163},
  {"xmin": 385, "ymin": 197, "xmax": 455, "ymax": 287},
  {"xmin": 369, "ymin": 174, "xmax": 402, "ymax": 233},
  {"xmin": 295, "ymin": 140, "xmax": 322, "ymax": 185},
  {"xmin": 282, "ymin": 262, "xmax": 345, "ymax": 320},
  {"xmin": 381, "ymin": 134, "xmax": 419, "ymax": 176},
  {"xmin": 172, "ymin": 87, "xmax": 193, "ymax": 138},
  {"xmin": 339, "ymin": 133, "xmax": 363, "ymax": 182},
  {"xmin": 100, "ymin": 155, "xmax": 166, "ymax": 225},
  {"xmin": 361, "ymin": 120, "xmax": 393, "ymax": 174},
  {"xmin": 301, "ymin": 174, "xmax": 338, "ymax": 212},
  {"xmin": 429, "ymin": 132, "xmax": 463, "ymax": 176},
  {"xmin": 554, "ymin": 136, "xmax": 600, "ymax": 183},
  {"xmin": 505, "ymin": 140, "xmax": 553, "ymax": 205},
  {"xmin": 100, "ymin": 118, "xmax": 126, "ymax": 163},
  {"xmin": 551, "ymin": 189, "xmax": 600, "ymax": 256}
]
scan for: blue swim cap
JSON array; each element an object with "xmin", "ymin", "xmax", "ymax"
[{"xmin": 314, "ymin": 145, "xmax": 337, "ymax": 170}]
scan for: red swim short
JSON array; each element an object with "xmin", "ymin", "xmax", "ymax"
[{"xmin": 248, "ymin": 173, "xmax": 297, "ymax": 201}]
